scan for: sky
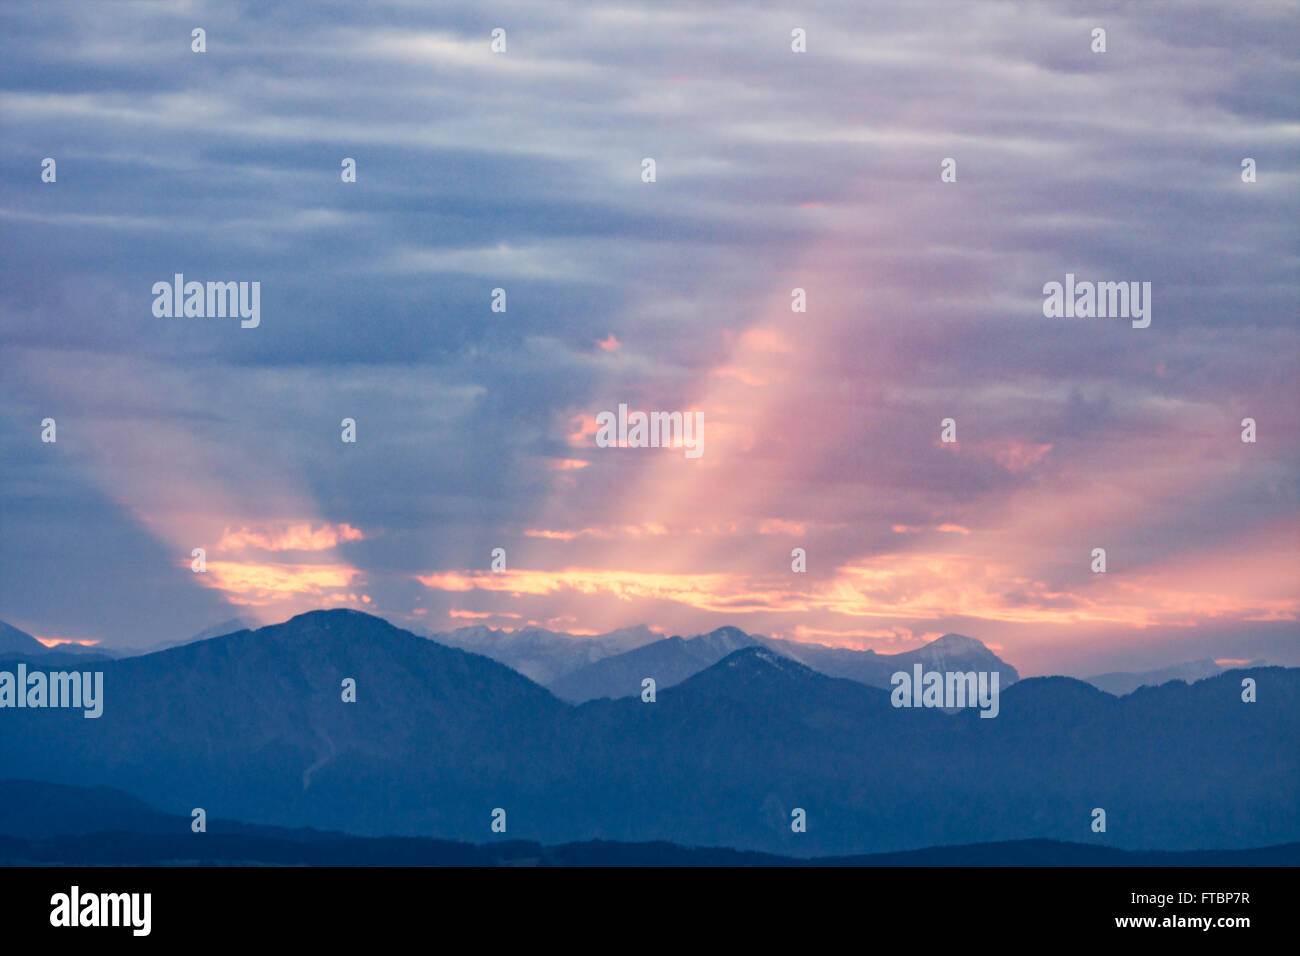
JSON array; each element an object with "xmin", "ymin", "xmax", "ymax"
[{"xmin": 1, "ymin": 0, "xmax": 1297, "ymax": 676}]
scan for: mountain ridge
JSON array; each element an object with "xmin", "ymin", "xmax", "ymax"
[
  {"xmin": 3, "ymin": 609, "xmax": 1293, "ymax": 857},
  {"xmin": 547, "ymin": 625, "xmax": 1020, "ymax": 703}
]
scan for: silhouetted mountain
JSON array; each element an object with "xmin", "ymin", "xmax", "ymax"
[
  {"xmin": 548, "ymin": 626, "xmax": 759, "ymax": 702},
  {"xmin": 1, "ymin": 609, "xmax": 568, "ymax": 837},
  {"xmin": 547, "ymin": 627, "xmax": 1018, "ymax": 701},
  {"xmin": 0, "ymin": 620, "xmax": 46, "ymax": 656},
  {"xmin": 0, "ymin": 619, "xmax": 116, "ymax": 666},
  {"xmin": 119, "ymin": 616, "xmax": 261, "ymax": 657},
  {"xmin": 557, "ymin": 652, "xmax": 1295, "ymax": 856},
  {"xmin": 2, "ymin": 611, "xmax": 1294, "ymax": 857},
  {"xmin": 1081, "ymin": 659, "xmax": 1267, "ymax": 696},
  {"xmin": 760, "ymin": 632, "xmax": 1020, "ymax": 689},
  {"xmin": 427, "ymin": 623, "xmax": 658, "ymax": 684},
  {"xmin": 0, "ymin": 779, "xmax": 192, "ymax": 839},
  {"xmin": 2, "ymin": 780, "xmax": 1295, "ymax": 867},
  {"xmin": 676, "ymin": 645, "xmax": 829, "ymax": 699},
  {"xmin": 5, "ymin": 828, "xmax": 1296, "ymax": 867}
]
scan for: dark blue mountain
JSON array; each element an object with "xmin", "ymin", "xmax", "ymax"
[
  {"xmin": 0, "ymin": 609, "xmax": 568, "ymax": 837},
  {"xmin": 1083, "ymin": 659, "xmax": 1229, "ymax": 696},
  {"xmin": 0, "ymin": 620, "xmax": 48, "ymax": 656},
  {"xmin": 1, "ymin": 610, "xmax": 1294, "ymax": 857},
  {"xmin": 547, "ymin": 625, "xmax": 759, "ymax": 701},
  {"xmin": 0, "ymin": 618, "xmax": 117, "ymax": 666}
]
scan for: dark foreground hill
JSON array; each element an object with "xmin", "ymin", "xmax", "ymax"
[
  {"xmin": 1, "ymin": 610, "xmax": 1294, "ymax": 857},
  {"xmin": 2, "ymin": 780, "xmax": 1295, "ymax": 867}
]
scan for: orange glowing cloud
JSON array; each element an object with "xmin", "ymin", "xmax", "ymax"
[
  {"xmin": 416, "ymin": 568, "xmax": 754, "ymax": 609},
  {"xmin": 524, "ymin": 523, "xmax": 671, "ymax": 541},
  {"xmin": 415, "ymin": 538, "xmax": 1300, "ymax": 634},
  {"xmin": 197, "ymin": 560, "xmax": 362, "ymax": 606},
  {"xmin": 543, "ymin": 459, "xmax": 590, "ymax": 471},
  {"xmin": 892, "ymin": 524, "xmax": 971, "ymax": 535},
  {"xmin": 758, "ymin": 519, "xmax": 807, "ymax": 535},
  {"xmin": 524, "ymin": 529, "xmax": 592, "ymax": 541},
  {"xmin": 710, "ymin": 365, "xmax": 773, "ymax": 387},
  {"xmin": 987, "ymin": 441, "xmax": 1054, "ymax": 473},
  {"xmin": 216, "ymin": 522, "xmax": 365, "ymax": 552},
  {"xmin": 567, "ymin": 414, "xmax": 600, "ymax": 446},
  {"xmin": 734, "ymin": 327, "xmax": 795, "ymax": 355},
  {"xmin": 35, "ymin": 637, "xmax": 101, "ymax": 648}
]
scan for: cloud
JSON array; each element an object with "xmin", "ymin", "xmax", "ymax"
[
  {"xmin": 198, "ymin": 561, "xmax": 363, "ymax": 607},
  {"xmin": 0, "ymin": 0, "xmax": 1295, "ymax": 670},
  {"xmin": 216, "ymin": 523, "xmax": 366, "ymax": 552}
]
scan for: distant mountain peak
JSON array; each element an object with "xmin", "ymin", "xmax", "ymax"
[
  {"xmin": 707, "ymin": 625, "xmax": 755, "ymax": 641},
  {"xmin": 716, "ymin": 646, "xmax": 818, "ymax": 679},
  {"xmin": 929, "ymin": 633, "xmax": 986, "ymax": 650},
  {"xmin": 728, "ymin": 646, "xmax": 781, "ymax": 665},
  {"xmin": 285, "ymin": 608, "xmax": 382, "ymax": 629},
  {"xmin": 430, "ymin": 618, "xmax": 661, "ymax": 686},
  {"xmin": 668, "ymin": 646, "xmax": 830, "ymax": 701},
  {"xmin": 1083, "ymin": 659, "xmax": 1228, "ymax": 697},
  {"xmin": 907, "ymin": 633, "xmax": 1009, "ymax": 671},
  {"xmin": 0, "ymin": 620, "xmax": 48, "ymax": 655},
  {"xmin": 185, "ymin": 616, "xmax": 259, "ymax": 643}
]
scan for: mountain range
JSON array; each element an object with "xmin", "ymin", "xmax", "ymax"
[
  {"xmin": 424, "ymin": 622, "xmax": 660, "ymax": 685},
  {"xmin": 0, "ymin": 619, "xmax": 114, "ymax": 667},
  {"xmin": 4, "ymin": 614, "xmax": 1259, "ymax": 701},
  {"xmin": 546, "ymin": 626, "xmax": 1018, "ymax": 702},
  {"xmin": 116, "ymin": 616, "xmax": 262, "ymax": 657},
  {"xmin": 1082, "ymin": 659, "xmax": 1269, "ymax": 697},
  {"xmin": 1, "ymin": 609, "xmax": 1294, "ymax": 858}
]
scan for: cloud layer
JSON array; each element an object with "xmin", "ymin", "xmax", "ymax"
[{"xmin": 1, "ymin": 0, "xmax": 1297, "ymax": 674}]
